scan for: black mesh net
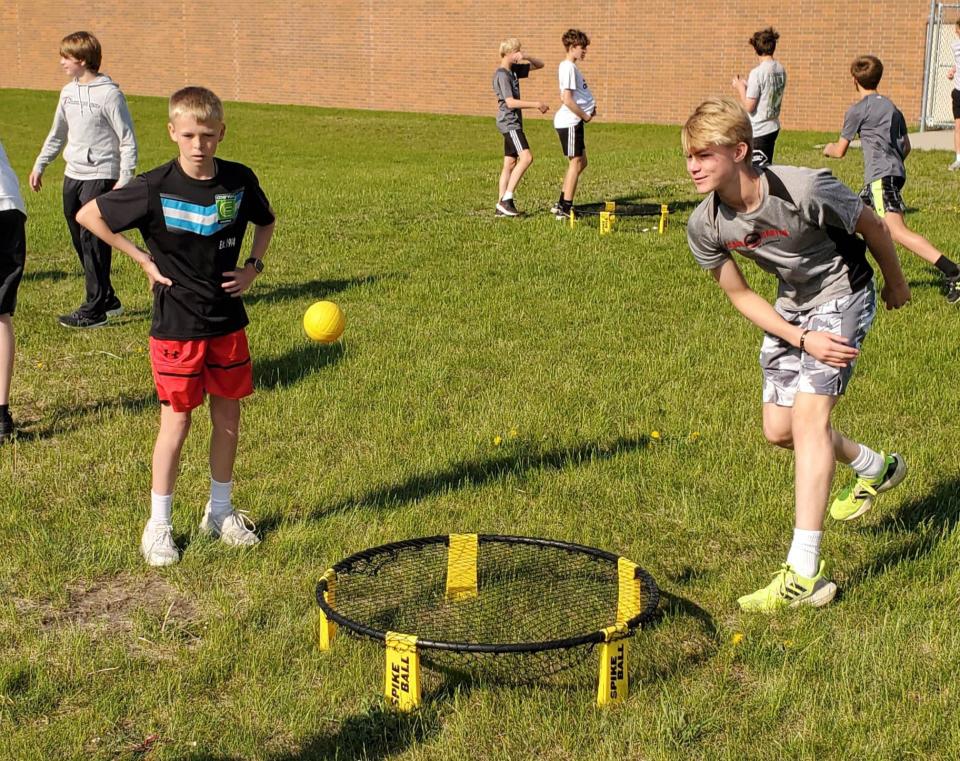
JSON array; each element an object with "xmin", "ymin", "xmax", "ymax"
[
  {"xmin": 572, "ymin": 202, "xmax": 665, "ymax": 217},
  {"xmin": 318, "ymin": 536, "xmax": 659, "ymax": 683}
]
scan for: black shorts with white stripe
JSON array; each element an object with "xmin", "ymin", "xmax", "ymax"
[
  {"xmin": 503, "ymin": 128, "xmax": 530, "ymax": 158},
  {"xmin": 556, "ymin": 122, "xmax": 585, "ymax": 158}
]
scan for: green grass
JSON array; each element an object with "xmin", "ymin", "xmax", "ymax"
[{"xmin": 2, "ymin": 87, "xmax": 960, "ymax": 760}]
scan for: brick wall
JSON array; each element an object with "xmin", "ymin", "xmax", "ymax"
[{"xmin": 0, "ymin": 1, "xmax": 931, "ymax": 132}]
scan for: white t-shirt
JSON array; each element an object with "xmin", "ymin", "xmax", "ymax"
[
  {"xmin": 0, "ymin": 140, "xmax": 26, "ymax": 216},
  {"xmin": 553, "ymin": 59, "xmax": 595, "ymax": 129},
  {"xmin": 746, "ymin": 59, "xmax": 786, "ymax": 137},
  {"xmin": 953, "ymin": 40, "xmax": 960, "ymax": 92}
]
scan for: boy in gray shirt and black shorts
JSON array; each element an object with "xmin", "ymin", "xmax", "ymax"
[
  {"xmin": 684, "ymin": 97, "xmax": 910, "ymax": 612},
  {"xmin": 732, "ymin": 28, "xmax": 786, "ymax": 167},
  {"xmin": 492, "ymin": 38, "xmax": 547, "ymax": 217},
  {"xmin": 824, "ymin": 55, "xmax": 960, "ymax": 304}
]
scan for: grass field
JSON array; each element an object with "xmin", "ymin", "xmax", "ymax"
[{"xmin": 2, "ymin": 87, "xmax": 960, "ymax": 760}]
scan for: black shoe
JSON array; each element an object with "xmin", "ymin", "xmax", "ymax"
[
  {"xmin": 550, "ymin": 192, "xmax": 565, "ymax": 215},
  {"xmin": 946, "ymin": 276, "xmax": 960, "ymax": 305},
  {"xmin": 495, "ymin": 198, "xmax": 520, "ymax": 217},
  {"xmin": 58, "ymin": 310, "xmax": 108, "ymax": 329},
  {"xmin": 555, "ymin": 204, "xmax": 574, "ymax": 221},
  {"xmin": 0, "ymin": 411, "xmax": 14, "ymax": 444},
  {"xmin": 105, "ymin": 296, "xmax": 124, "ymax": 318}
]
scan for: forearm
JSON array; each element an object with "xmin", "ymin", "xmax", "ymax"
[
  {"xmin": 858, "ymin": 211, "xmax": 907, "ymax": 289},
  {"xmin": 248, "ymin": 220, "xmax": 275, "ymax": 261},
  {"xmin": 561, "ymin": 94, "xmax": 589, "ymax": 120},
  {"xmin": 727, "ymin": 287, "xmax": 804, "ymax": 346},
  {"xmin": 523, "ymin": 55, "xmax": 544, "ymax": 69},
  {"xmin": 76, "ymin": 200, "xmax": 151, "ymax": 267},
  {"xmin": 505, "ymin": 98, "xmax": 543, "ymax": 110},
  {"xmin": 33, "ymin": 110, "xmax": 68, "ymax": 173}
]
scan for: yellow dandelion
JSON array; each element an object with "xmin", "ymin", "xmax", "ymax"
[
  {"xmin": 731, "ymin": 632, "xmax": 745, "ymax": 646},
  {"xmin": 36, "ymin": 362, "xmax": 43, "ymax": 368},
  {"xmin": 651, "ymin": 430, "xmax": 661, "ymax": 441},
  {"xmin": 689, "ymin": 431, "xmax": 701, "ymax": 441},
  {"xmin": 508, "ymin": 428, "xmax": 518, "ymax": 439},
  {"xmin": 493, "ymin": 435, "xmax": 502, "ymax": 446}
]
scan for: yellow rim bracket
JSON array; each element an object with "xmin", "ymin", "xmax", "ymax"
[
  {"xmin": 445, "ymin": 533, "xmax": 479, "ymax": 601},
  {"xmin": 599, "ymin": 211, "xmax": 614, "ymax": 235},
  {"xmin": 597, "ymin": 623, "xmax": 629, "ymax": 706},
  {"xmin": 316, "ymin": 569, "xmax": 337, "ymax": 650},
  {"xmin": 658, "ymin": 204, "xmax": 669, "ymax": 234},
  {"xmin": 385, "ymin": 632, "xmax": 421, "ymax": 711},
  {"xmin": 604, "ymin": 200, "xmax": 616, "ymax": 213},
  {"xmin": 616, "ymin": 557, "xmax": 641, "ymax": 624}
]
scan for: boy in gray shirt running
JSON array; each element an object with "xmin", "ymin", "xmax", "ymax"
[
  {"xmin": 684, "ymin": 97, "xmax": 910, "ymax": 613},
  {"xmin": 732, "ymin": 28, "xmax": 786, "ymax": 167},
  {"xmin": 492, "ymin": 38, "xmax": 547, "ymax": 217},
  {"xmin": 823, "ymin": 55, "xmax": 960, "ymax": 304}
]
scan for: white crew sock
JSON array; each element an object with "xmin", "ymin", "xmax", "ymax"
[
  {"xmin": 501, "ymin": 191, "xmax": 514, "ymax": 201},
  {"xmin": 149, "ymin": 491, "xmax": 173, "ymax": 527},
  {"xmin": 955, "ymin": 152, "xmax": 960, "ymax": 162},
  {"xmin": 210, "ymin": 478, "xmax": 233, "ymax": 517},
  {"xmin": 786, "ymin": 528, "xmax": 822, "ymax": 577},
  {"xmin": 849, "ymin": 444, "xmax": 885, "ymax": 480}
]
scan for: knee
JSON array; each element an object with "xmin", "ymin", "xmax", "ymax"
[
  {"xmin": 519, "ymin": 150, "xmax": 533, "ymax": 167},
  {"xmin": 211, "ymin": 399, "xmax": 240, "ymax": 433},
  {"xmin": 504, "ymin": 157, "xmax": 517, "ymax": 171},
  {"xmin": 161, "ymin": 407, "xmax": 192, "ymax": 440},
  {"xmin": 763, "ymin": 422, "xmax": 793, "ymax": 449}
]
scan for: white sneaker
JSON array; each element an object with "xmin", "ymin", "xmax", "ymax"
[
  {"xmin": 140, "ymin": 522, "xmax": 180, "ymax": 567},
  {"xmin": 949, "ymin": 159, "xmax": 960, "ymax": 172},
  {"xmin": 199, "ymin": 501, "xmax": 260, "ymax": 547}
]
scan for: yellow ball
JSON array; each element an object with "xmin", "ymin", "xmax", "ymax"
[{"xmin": 303, "ymin": 301, "xmax": 345, "ymax": 343}]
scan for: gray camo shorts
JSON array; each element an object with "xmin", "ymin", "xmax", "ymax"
[{"xmin": 760, "ymin": 283, "xmax": 876, "ymax": 406}]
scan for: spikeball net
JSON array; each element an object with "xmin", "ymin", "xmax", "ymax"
[
  {"xmin": 561, "ymin": 201, "xmax": 670, "ymax": 235},
  {"xmin": 315, "ymin": 534, "xmax": 659, "ymax": 709}
]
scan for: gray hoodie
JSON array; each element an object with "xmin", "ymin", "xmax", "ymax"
[{"xmin": 32, "ymin": 74, "xmax": 138, "ymax": 186}]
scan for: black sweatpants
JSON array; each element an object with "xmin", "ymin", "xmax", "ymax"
[{"xmin": 62, "ymin": 177, "xmax": 117, "ymax": 318}]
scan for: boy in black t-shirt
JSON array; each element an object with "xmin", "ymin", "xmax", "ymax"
[{"xmin": 77, "ymin": 87, "xmax": 276, "ymax": 566}]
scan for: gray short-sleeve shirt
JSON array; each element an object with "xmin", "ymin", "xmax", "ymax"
[
  {"xmin": 686, "ymin": 166, "xmax": 872, "ymax": 311},
  {"xmin": 493, "ymin": 64, "xmax": 530, "ymax": 134},
  {"xmin": 746, "ymin": 60, "xmax": 786, "ymax": 137},
  {"xmin": 840, "ymin": 95, "xmax": 907, "ymax": 183}
]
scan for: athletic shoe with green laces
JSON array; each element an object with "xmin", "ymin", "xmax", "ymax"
[
  {"xmin": 737, "ymin": 561, "xmax": 837, "ymax": 612},
  {"xmin": 829, "ymin": 452, "xmax": 907, "ymax": 522}
]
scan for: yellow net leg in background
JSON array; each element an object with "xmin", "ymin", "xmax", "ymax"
[
  {"xmin": 385, "ymin": 632, "xmax": 422, "ymax": 711},
  {"xmin": 445, "ymin": 533, "xmax": 478, "ymax": 601},
  {"xmin": 316, "ymin": 569, "xmax": 337, "ymax": 650},
  {"xmin": 658, "ymin": 204, "xmax": 669, "ymax": 234},
  {"xmin": 599, "ymin": 211, "xmax": 614, "ymax": 235},
  {"xmin": 604, "ymin": 200, "xmax": 616, "ymax": 213}
]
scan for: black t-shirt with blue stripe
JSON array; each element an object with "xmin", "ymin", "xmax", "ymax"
[{"xmin": 98, "ymin": 158, "xmax": 274, "ymax": 340}]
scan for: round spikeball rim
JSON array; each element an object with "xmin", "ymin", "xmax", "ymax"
[{"xmin": 315, "ymin": 534, "xmax": 659, "ymax": 654}]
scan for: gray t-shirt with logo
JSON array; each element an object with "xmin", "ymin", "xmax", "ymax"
[
  {"xmin": 687, "ymin": 166, "xmax": 872, "ymax": 311},
  {"xmin": 746, "ymin": 59, "xmax": 786, "ymax": 137},
  {"xmin": 840, "ymin": 94, "xmax": 907, "ymax": 183},
  {"xmin": 493, "ymin": 64, "xmax": 530, "ymax": 134}
]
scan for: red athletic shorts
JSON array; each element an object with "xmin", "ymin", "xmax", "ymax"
[{"xmin": 149, "ymin": 328, "xmax": 253, "ymax": 412}]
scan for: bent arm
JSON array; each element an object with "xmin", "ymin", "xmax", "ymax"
[
  {"xmin": 855, "ymin": 205, "xmax": 909, "ymax": 306},
  {"xmin": 504, "ymin": 97, "xmax": 545, "ymax": 110},
  {"xmin": 822, "ymin": 137, "xmax": 850, "ymax": 158},
  {"xmin": 76, "ymin": 199, "xmax": 152, "ymax": 266},
  {"xmin": 522, "ymin": 55, "xmax": 544, "ymax": 70},
  {"xmin": 561, "ymin": 90, "xmax": 591, "ymax": 121}
]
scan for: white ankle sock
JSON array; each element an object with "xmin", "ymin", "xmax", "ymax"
[
  {"xmin": 150, "ymin": 491, "xmax": 173, "ymax": 527},
  {"xmin": 850, "ymin": 444, "xmax": 885, "ymax": 479},
  {"xmin": 210, "ymin": 478, "xmax": 233, "ymax": 516},
  {"xmin": 501, "ymin": 191, "xmax": 514, "ymax": 201},
  {"xmin": 786, "ymin": 528, "xmax": 822, "ymax": 577},
  {"xmin": 955, "ymin": 152, "xmax": 960, "ymax": 162}
]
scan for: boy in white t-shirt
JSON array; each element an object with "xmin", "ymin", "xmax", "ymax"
[
  {"xmin": 946, "ymin": 20, "xmax": 960, "ymax": 171},
  {"xmin": 0, "ymin": 139, "xmax": 27, "ymax": 443},
  {"xmin": 732, "ymin": 27, "xmax": 786, "ymax": 167},
  {"xmin": 552, "ymin": 28, "xmax": 596, "ymax": 219}
]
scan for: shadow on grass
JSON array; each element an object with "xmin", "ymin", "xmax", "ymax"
[
  {"xmin": 254, "ymin": 341, "xmax": 345, "ymax": 389},
  {"xmin": 245, "ymin": 275, "xmax": 384, "ymax": 307},
  {"xmin": 10, "ymin": 392, "xmax": 156, "ymax": 442},
  {"xmin": 845, "ymin": 476, "xmax": 960, "ymax": 588},
  {"xmin": 262, "ymin": 435, "xmax": 651, "ymax": 530},
  {"xmin": 633, "ymin": 590, "xmax": 718, "ymax": 684},
  {"xmin": 21, "ymin": 268, "xmax": 68, "ymax": 283}
]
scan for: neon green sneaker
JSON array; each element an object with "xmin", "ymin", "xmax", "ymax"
[
  {"xmin": 737, "ymin": 561, "xmax": 837, "ymax": 612},
  {"xmin": 830, "ymin": 452, "xmax": 907, "ymax": 522}
]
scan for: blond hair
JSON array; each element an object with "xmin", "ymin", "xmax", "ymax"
[
  {"xmin": 60, "ymin": 31, "xmax": 102, "ymax": 72},
  {"xmin": 681, "ymin": 97, "xmax": 753, "ymax": 154},
  {"xmin": 168, "ymin": 86, "xmax": 224, "ymax": 123},
  {"xmin": 499, "ymin": 38, "xmax": 522, "ymax": 57}
]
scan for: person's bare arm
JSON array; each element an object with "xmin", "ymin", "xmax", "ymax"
[
  {"xmin": 561, "ymin": 90, "xmax": 591, "ymax": 121},
  {"xmin": 854, "ymin": 205, "xmax": 910, "ymax": 309},
  {"xmin": 222, "ymin": 217, "xmax": 277, "ymax": 297},
  {"xmin": 822, "ymin": 137, "xmax": 850, "ymax": 159}
]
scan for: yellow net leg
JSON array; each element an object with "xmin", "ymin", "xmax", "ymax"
[
  {"xmin": 445, "ymin": 533, "xmax": 478, "ymax": 601},
  {"xmin": 597, "ymin": 626, "xmax": 629, "ymax": 706},
  {"xmin": 568, "ymin": 208, "xmax": 576, "ymax": 229},
  {"xmin": 605, "ymin": 200, "xmax": 616, "ymax": 213},
  {"xmin": 385, "ymin": 632, "xmax": 421, "ymax": 711},
  {"xmin": 599, "ymin": 211, "xmax": 612, "ymax": 236},
  {"xmin": 316, "ymin": 570, "xmax": 337, "ymax": 650},
  {"xmin": 658, "ymin": 204, "xmax": 668, "ymax": 235}
]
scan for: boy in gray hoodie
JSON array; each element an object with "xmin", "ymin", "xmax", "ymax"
[{"xmin": 29, "ymin": 31, "xmax": 138, "ymax": 329}]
